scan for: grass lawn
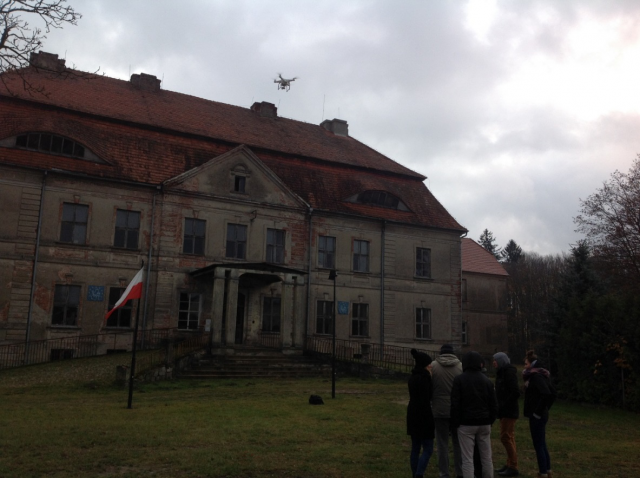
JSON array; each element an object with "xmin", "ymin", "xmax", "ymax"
[{"xmin": 1, "ymin": 355, "xmax": 639, "ymax": 478}]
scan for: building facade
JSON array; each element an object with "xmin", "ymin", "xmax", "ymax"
[
  {"xmin": 0, "ymin": 52, "xmax": 466, "ymax": 354},
  {"xmin": 460, "ymin": 238, "xmax": 509, "ymax": 356}
]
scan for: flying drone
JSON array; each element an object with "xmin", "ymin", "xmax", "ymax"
[{"xmin": 274, "ymin": 73, "xmax": 298, "ymax": 91}]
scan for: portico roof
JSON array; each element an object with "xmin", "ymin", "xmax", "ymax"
[{"xmin": 190, "ymin": 262, "xmax": 308, "ymax": 278}]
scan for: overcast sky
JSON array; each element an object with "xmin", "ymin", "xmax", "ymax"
[{"xmin": 40, "ymin": 0, "xmax": 640, "ymax": 255}]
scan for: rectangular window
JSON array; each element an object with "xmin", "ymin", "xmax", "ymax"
[
  {"xmin": 351, "ymin": 303, "xmax": 369, "ymax": 337},
  {"xmin": 262, "ymin": 297, "xmax": 281, "ymax": 333},
  {"xmin": 461, "ymin": 321, "xmax": 468, "ymax": 344},
  {"xmin": 60, "ymin": 203, "xmax": 88, "ymax": 244},
  {"xmin": 106, "ymin": 287, "xmax": 132, "ymax": 328},
  {"xmin": 114, "ymin": 210, "xmax": 140, "ymax": 249},
  {"xmin": 318, "ymin": 235, "xmax": 336, "ymax": 269},
  {"xmin": 178, "ymin": 293, "xmax": 200, "ymax": 330},
  {"xmin": 234, "ymin": 176, "xmax": 246, "ymax": 193},
  {"xmin": 226, "ymin": 223, "xmax": 247, "ymax": 259},
  {"xmin": 416, "ymin": 247, "xmax": 431, "ymax": 278},
  {"xmin": 183, "ymin": 218, "xmax": 206, "ymax": 255},
  {"xmin": 52, "ymin": 285, "xmax": 81, "ymax": 326},
  {"xmin": 266, "ymin": 228, "xmax": 285, "ymax": 264},
  {"xmin": 316, "ymin": 300, "xmax": 333, "ymax": 335},
  {"xmin": 353, "ymin": 240, "xmax": 370, "ymax": 272},
  {"xmin": 416, "ymin": 308, "xmax": 431, "ymax": 339}
]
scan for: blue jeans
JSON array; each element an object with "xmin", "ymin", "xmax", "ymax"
[
  {"xmin": 410, "ymin": 437, "xmax": 434, "ymax": 477},
  {"xmin": 529, "ymin": 415, "xmax": 550, "ymax": 474}
]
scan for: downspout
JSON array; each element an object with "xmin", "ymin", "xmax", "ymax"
[
  {"xmin": 305, "ymin": 207, "xmax": 313, "ymax": 347},
  {"xmin": 24, "ymin": 171, "xmax": 47, "ymax": 364},
  {"xmin": 459, "ymin": 231, "xmax": 467, "ymax": 348},
  {"xmin": 141, "ymin": 186, "xmax": 159, "ymax": 348},
  {"xmin": 380, "ymin": 220, "xmax": 385, "ymax": 360}
]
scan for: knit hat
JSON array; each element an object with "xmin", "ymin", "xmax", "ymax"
[
  {"xmin": 493, "ymin": 352, "xmax": 510, "ymax": 368},
  {"xmin": 440, "ymin": 344, "xmax": 454, "ymax": 355},
  {"xmin": 411, "ymin": 349, "xmax": 432, "ymax": 369}
]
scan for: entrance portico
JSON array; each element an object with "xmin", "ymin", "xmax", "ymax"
[{"xmin": 191, "ymin": 263, "xmax": 307, "ymax": 349}]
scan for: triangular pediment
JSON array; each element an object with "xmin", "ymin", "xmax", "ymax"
[{"xmin": 163, "ymin": 145, "xmax": 308, "ymax": 208}]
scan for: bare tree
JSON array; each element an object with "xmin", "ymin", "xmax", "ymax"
[
  {"xmin": 575, "ymin": 156, "xmax": 640, "ymax": 289},
  {"xmin": 0, "ymin": 0, "xmax": 81, "ymax": 93}
]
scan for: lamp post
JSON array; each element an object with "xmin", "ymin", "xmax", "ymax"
[{"xmin": 328, "ymin": 269, "xmax": 337, "ymax": 399}]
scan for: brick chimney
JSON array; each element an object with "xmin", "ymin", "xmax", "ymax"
[
  {"xmin": 29, "ymin": 52, "xmax": 66, "ymax": 72},
  {"xmin": 130, "ymin": 73, "xmax": 161, "ymax": 92},
  {"xmin": 251, "ymin": 101, "xmax": 278, "ymax": 118},
  {"xmin": 321, "ymin": 118, "xmax": 349, "ymax": 137}
]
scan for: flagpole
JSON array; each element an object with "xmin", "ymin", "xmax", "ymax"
[{"xmin": 127, "ymin": 260, "xmax": 144, "ymax": 409}]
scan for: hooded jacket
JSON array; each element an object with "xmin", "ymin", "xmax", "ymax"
[
  {"xmin": 431, "ymin": 353, "xmax": 462, "ymax": 418},
  {"xmin": 493, "ymin": 352, "xmax": 520, "ymax": 419},
  {"xmin": 450, "ymin": 351, "xmax": 498, "ymax": 428}
]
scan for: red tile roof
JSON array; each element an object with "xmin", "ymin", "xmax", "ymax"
[
  {"xmin": 0, "ymin": 68, "xmax": 422, "ymax": 178},
  {"xmin": 0, "ymin": 64, "xmax": 466, "ymax": 232},
  {"xmin": 461, "ymin": 238, "xmax": 508, "ymax": 276}
]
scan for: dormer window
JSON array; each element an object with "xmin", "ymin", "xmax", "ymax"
[
  {"xmin": 346, "ymin": 190, "xmax": 409, "ymax": 211},
  {"xmin": 1, "ymin": 132, "xmax": 104, "ymax": 163}
]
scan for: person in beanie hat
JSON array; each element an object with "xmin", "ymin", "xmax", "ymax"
[
  {"xmin": 493, "ymin": 352, "xmax": 520, "ymax": 477},
  {"xmin": 407, "ymin": 349, "xmax": 435, "ymax": 478},
  {"xmin": 431, "ymin": 344, "xmax": 463, "ymax": 478}
]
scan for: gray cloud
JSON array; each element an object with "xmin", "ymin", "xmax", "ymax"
[{"xmin": 42, "ymin": 0, "xmax": 640, "ymax": 255}]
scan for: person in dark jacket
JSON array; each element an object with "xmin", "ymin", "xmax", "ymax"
[
  {"xmin": 450, "ymin": 351, "xmax": 497, "ymax": 478},
  {"xmin": 523, "ymin": 350, "xmax": 555, "ymax": 478},
  {"xmin": 407, "ymin": 349, "xmax": 435, "ymax": 478},
  {"xmin": 493, "ymin": 352, "xmax": 520, "ymax": 477}
]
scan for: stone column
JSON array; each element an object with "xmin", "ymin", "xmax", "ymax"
[
  {"xmin": 224, "ymin": 269, "xmax": 240, "ymax": 345},
  {"xmin": 211, "ymin": 268, "xmax": 226, "ymax": 346},
  {"xmin": 292, "ymin": 275, "xmax": 306, "ymax": 347},
  {"xmin": 281, "ymin": 274, "xmax": 294, "ymax": 348}
]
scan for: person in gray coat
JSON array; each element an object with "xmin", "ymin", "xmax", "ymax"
[{"xmin": 431, "ymin": 344, "xmax": 463, "ymax": 478}]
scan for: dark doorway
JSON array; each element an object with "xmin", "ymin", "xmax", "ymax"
[{"xmin": 235, "ymin": 291, "xmax": 246, "ymax": 344}]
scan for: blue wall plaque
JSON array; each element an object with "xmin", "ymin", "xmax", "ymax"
[
  {"xmin": 337, "ymin": 301, "xmax": 349, "ymax": 315},
  {"xmin": 87, "ymin": 286, "xmax": 105, "ymax": 302}
]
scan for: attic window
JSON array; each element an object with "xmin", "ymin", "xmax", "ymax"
[
  {"xmin": 350, "ymin": 190, "xmax": 409, "ymax": 211},
  {"xmin": 231, "ymin": 164, "xmax": 250, "ymax": 194},
  {"xmin": 234, "ymin": 176, "xmax": 246, "ymax": 193},
  {"xmin": 3, "ymin": 132, "xmax": 104, "ymax": 163}
]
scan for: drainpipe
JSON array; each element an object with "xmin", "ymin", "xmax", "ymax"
[
  {"xmin": 459, "ymin": 231, "xmax": 467, "ymax": 349},
  {"xmin": 380, "ymin": 220, "xmax": 385, "ymax": 360},
  {"xmin": 305, "ymin": 207, "xmax": 313, "ymax": 347},
  {"xmin": 140, "ymin": 186, "xmax": 159, "ymax": 349},
  {"xmin": 24, "ymin": 171, "xmax": 47, "ymax": 364}
]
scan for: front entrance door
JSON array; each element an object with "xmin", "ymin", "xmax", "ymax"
[{"xmin": 235, "ymin": 291, "xmax": 246, "ymax": 344}]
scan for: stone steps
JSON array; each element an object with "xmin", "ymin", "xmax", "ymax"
[{"xmin": 180, "ymin": 346, "xmax": 330, "ymax": 379}]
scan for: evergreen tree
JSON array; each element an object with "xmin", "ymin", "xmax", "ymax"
[
  {"xmin": 501, "ymin": 239, "xmax": 524, "ymax": 263},
  {"xmin": 478, "ymin": 228, "xmax": 502, "ymax": 260}
]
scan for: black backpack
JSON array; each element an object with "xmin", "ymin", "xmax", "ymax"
[{"xmin": 309, "ymin": 395, "xmax": 324, "ymax": 405}]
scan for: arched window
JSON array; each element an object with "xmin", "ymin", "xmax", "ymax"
[
  {"xmin": 0, "ymin": 132, "xmax": 103, "ymax": 163},
  {"xmin": 347, "ymin": 190, "xmax": 409, "ymax": 211}
]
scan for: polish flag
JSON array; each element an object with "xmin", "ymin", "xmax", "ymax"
[{"xmin": 105, "ymin": 267, "xmax": 144, "ymax": 320}]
